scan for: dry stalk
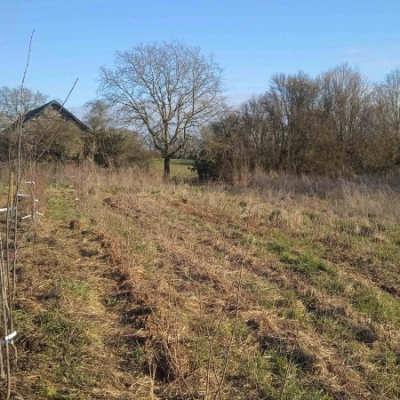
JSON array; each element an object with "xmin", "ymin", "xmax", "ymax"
[
  {"xmin": 0, "ymin": 235, "xmax": 11, "ymax": 399},
  {"xmin": 213, "ymin": 248, "xmax": 248, "ymax": 400},
  {"xmin": 2, "ymin": 29, "xmax": 78, "ymax": 399},
  {"xmin": 0, "ymin": 30, "xmax": 36, "ymax": 400},
  {"xmin": 205, "ymin": 316, "xmax": 224, "ymax": 399}
]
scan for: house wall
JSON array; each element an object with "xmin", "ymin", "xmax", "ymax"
[
  {"xmin": 24, "ymin": 105, "xmax": 83, "ymax": 132},
  {"xmin": 21, "ymin": 106, "xmax": 86, "ymax": 161}
]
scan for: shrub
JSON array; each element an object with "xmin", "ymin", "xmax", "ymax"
[{"xmin": 85, "ymin": 128, "xmax": 152, "ymax": 169}]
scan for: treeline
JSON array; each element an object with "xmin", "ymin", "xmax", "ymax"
[{"xmin": 196, "ymin": 63, "xmax": 400, "ymax": 180}]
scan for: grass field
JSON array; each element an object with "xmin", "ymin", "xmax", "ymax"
[
  {"xmin": 6, "ymin": 164, "xmax": 400, "ymax": 399},
  {"xmin": 152, "ymin": 158, "xmax": 196, "ymax": 180}
]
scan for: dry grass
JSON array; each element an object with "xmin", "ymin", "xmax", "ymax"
[{"xmin": 6, "ymin": 165, "xmax": 400, "ymax": 399}]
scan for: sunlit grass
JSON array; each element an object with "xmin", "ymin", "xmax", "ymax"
[
  {"xmin": 152, "ymin": 157, "xmax": 196, "ymax": 179},
  {"xmin": 10, "ymin": 165, "xmax": 400, "ymax": 399}
]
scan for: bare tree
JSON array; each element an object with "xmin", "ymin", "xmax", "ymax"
[
  {"xmin": 375, "ymin": 68, "xmax": 400, "ymax": 139},
  {"xmin": 99, "ymin": 41, "xmax": 224, "ymax": 179},
  {"xmin": 240, "ymin": 96, "xmax": 270, "ymax": 169},
  {"xmin": 264, "ymin": 72, "xmax": 319, "ymax": 170},
  {"xmin": 0, "ymin": 86, "xmax": 48, "ymax": 129},
  {"xmin": 84, "ymin": 99, "xmax": 114, "ymax": 131},
  {"xmin": 318, "ymin": 63, "xmax": 372, "ymax": 172}
]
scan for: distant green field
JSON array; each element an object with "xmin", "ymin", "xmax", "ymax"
[{"xmin": 153, "ymin": 158, "xmax": 196, "ymax": 179}]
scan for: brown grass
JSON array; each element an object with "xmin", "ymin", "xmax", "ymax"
[{"xmin": 6, "ymin": 165, "xmax": 400, "ymax": 399}]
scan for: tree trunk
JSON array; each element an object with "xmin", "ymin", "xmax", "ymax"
[{"xmin": 164, "ymin": 156, "xmax": 171, "ymax": 180}]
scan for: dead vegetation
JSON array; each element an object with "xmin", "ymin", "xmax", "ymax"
[{"xmin": 4, "ymin": 164, "xmax": 400, "ymax": 399}]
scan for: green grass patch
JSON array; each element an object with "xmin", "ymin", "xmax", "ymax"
[
  {"xmin": 47, "ymin": 188, "xmax": 80, "ymax": 223},
  {"xmin": 38, "ymin": 311, "xmax": 89, "ymax": 348},
  {"xmin": 37, "ymin": 384, "xmax": 78, "ymax": 400},
  {"xmin": 266, "ymin": 239, "xmax": 336, "ymax": 278},
  {"xmin": 13, "ymin": 309, "xmax": 37, "ymax": 333},
  {"xmin": 238, "ymin": 353, "xmax": 272, "ymax": 393},
  {"xmin": 352, "ymin": 286, "xmax": 400, "ymax": 323},
  {"xmin": 315, "ymin": 316, "xmax": 353, "ymax": 341},
  {"xmin": 242, "ymin": 275, "xmax": 275, "ymax": 309},
  {"xmin": 367, "ymin": 347, "xmax": 400, "ymax": 398},
  {"xmin": 260, "ymin": 351, "xmax": 331, "ymax": 400},
  {"xmin": 153, "ymin": 158, "xmax": 196, "ymax": 179},
  {"xmin": 171, "ymin": 158, "xmax": 195, "ymax": 167},
  {"xmin": 57, "ymin": 279, "xmax": 93, "ymax": 301}
]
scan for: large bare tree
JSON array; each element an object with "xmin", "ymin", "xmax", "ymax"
[{"xmin": 99, "ymin": 41, "xmax": 224, "ymax": 178}]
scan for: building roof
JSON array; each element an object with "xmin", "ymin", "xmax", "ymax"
[{"xmin": 22, "ymin": 100, "xmax": 89, "ymax": 131}]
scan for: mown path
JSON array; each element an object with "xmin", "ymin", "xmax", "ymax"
[{"xmin": 12, "ymin": 186, "xmax": 148, "ymax": 399}]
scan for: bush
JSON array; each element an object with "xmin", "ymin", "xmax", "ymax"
[
  {"xmin": 193, "ymin": 152, "xmax": 219, "ymax": 181},
  {"xmin": 86, "ymin": 128, "xmax": 152, "ymax": 169}
]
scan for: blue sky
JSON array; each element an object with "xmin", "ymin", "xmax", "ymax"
[{"xmin": 1, "ymin": 0, "xmax": 400, "ymax": 114}]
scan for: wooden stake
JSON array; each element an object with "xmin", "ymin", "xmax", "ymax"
[{"xmin": 9, "ymin": 172, "xmax": 14, "ymax": 221}]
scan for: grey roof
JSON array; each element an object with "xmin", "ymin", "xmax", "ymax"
[{"xmin": 22, "ymin": 100, "xmax": 89, "ymax": 130}]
